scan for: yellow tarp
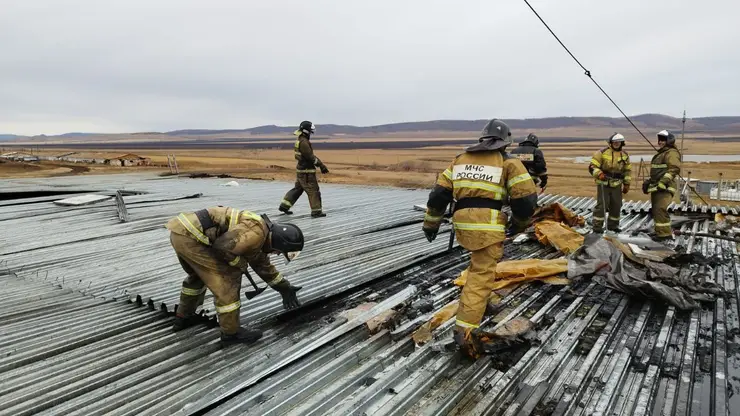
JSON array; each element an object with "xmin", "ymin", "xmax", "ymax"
[
  {"xmin": 453, "ymin": 258, "xmax": 570, "ymax": 290},
  {"xmin": 532, "ymin": 202, "xmax": 586, "ymax": 227},
  {"xmin": 534, "ymin": 220, "xmax": 584, "ymax": 254},
  {"xmin": 412, "ymin": 300, "xmax": 459, "ymax": 344}
]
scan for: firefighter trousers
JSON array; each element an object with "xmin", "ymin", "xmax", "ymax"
[
  {"xmin": 455, "ymin": 242, "xmax": 504, "ymax": 332},
  {"xmin": 280, "ymin": 172, "xmax": 323, "ymax": 214},
  {"xmin": 651, "ymin": 191, "xmax": 673, "ymax": 237},
  {"xmin": 593, "ymin": 185, "xmax": 623, "ymax": 232},
  {"xmin": 170, "ymin": 232, "xmax": 244, "ymax": 334}
]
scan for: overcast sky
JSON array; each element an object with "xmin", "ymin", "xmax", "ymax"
[{"xmin": 1, "ymin": 0, "xmax": 737, "ymax": 135}]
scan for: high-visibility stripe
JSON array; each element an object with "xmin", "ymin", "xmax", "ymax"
[
  {"xmin": 297, "ymin": 169, "xmax": 316, "ymax": 173},
  {"xmin": 667, "ymin": 187, "xmax": 676, "ymax": 193},
  {"xmin": 216, "ymin": 301, "xmax": 241, "ymax": 314},
  {"xmin": 455, "ymin": 319, "xmax": 480, "ymax": 329},
  {"xmin": 590, "ymin": 159, "xmax": 601, "ymax": 167},
  {"xmin": 454, "ymin": 209, "xmax": 505, "ymax": 232},
  {"xmin": 442, "ymin": 169, "xmax": 453, "ymax": 180},
  {"xmin": 651, "ymin": 164, "xmax": 667, "ymax": 168},
  {"xmin": 663, "ymin": 173, "xmax": 674, "ymax": 180},
  {"xmin": 229, "ymin": 208, "xmax": 240, "ymax": 231},
  {"xmin": 177, "ymin": 214, "xmax": 210, "ymax": 245},
  {"xmin": 228, "ymin": 256, "xmax": 241, "ymax": 267},
  {"xmin": 453, "ymin": 180, "xmax": 506, "ymax": 196},
  {"xmin": 647, "ymin": 186, "xmax": 658, "ymax": 193},
  {"xmin": 608, "ymin": 216, "xmax": 620, "ymax": 221},
  {"xmin": 181, "ymin": 286, "xmax": 206, "ymax": 296},
  {"xmin": 507, "ymin": 173, "xmax": 532, "ymax": 188},
  {"xmin": 264, "ymin": 273, "xmax": 284, "ymax": 286},
  {"xmin": 424, "ymin": 214, "xmax": 443, "ymax": 222},
  {"xmin": 281, "ymin": 199, "xmax": 294, "ymax": 208},
  {"xmin": 654, "ymin": 222, "xmax": 672, "ymax": 227},
  {"xmin": 657, "ymin": 183, "xmax": 667, "ymax": 190}
]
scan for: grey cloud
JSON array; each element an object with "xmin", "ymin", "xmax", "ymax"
[{"xmin": 0, "ymin": 0, "xmax": 737, "ymax": 135}]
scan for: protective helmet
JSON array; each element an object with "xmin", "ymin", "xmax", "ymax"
[
  {"xmin": 657, "ymin": 130, "xmax": 676, "ymax": 146},
  {"xmin": 269, "ymin": 222, "xmax": 304, "ymax": 262},
  {"xmin": 608, "ymin": 132, "xmax": 625, "ymax": 145},
  {"xmin": 480, "ymin": 118, "xmax": 512, "ymax": 141},
  {"xmin": 299, "ymin": 120, "xmax": 316, "ymax": 136},
  {"xmin": 522, "ymin": 133, "xmax": 539, "ymax": 147}
]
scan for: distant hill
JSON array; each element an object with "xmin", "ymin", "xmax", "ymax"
[
  {"xmin": 163, "ymin": 114, "xmax": 740, "ymax": 136},
  {"xmin": 3, "ymin": 114, "xmax": 740, "ymax": 140}
]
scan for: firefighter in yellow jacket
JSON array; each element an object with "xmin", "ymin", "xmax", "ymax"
[
  {"xmin": 166, "ymin": 207, "xmax": 304, "ymax": 344},
  {"xmin": 588, "ymin": 133, "xmax": 632, "ymax": 233},
  {"xmin": 279, "ymin": 121, "xmax": 329, "ymax": 218},
  {"xmin": 422, "ymin": 119, "xmax": 538, "ymax": 358},
  {"xmin": 643, "ymin": 130, "xmax": 681, "ymax": 241}
]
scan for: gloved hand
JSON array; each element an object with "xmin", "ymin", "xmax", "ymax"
[
  {"xmin": 273, "ymin": 279, "xmax": 302, "ymax": 310},
  {"xmin": 453, "ymin": 326, "xmax": 483, "ymax": 360},
  {"xmin": 423, "ymin": 226, "xmax": 438, "ymax": 242},
  {"xmin": 642, "ymin": 180, "xmax": 650, "ymax": 194},
  {"xmin": 622, "ymin": 183, "xmax": 630, "ymax": 194},
  {"xmin": 320, "ymin": 165, "xmax": 329, "ymax": 174},
  {"xmin": 597, "ymin": 172, "xmax": 607, "ymax": 181},
  {"xmin": 539, "ymin": 175, "xmax": 548, "ymax": 189}
]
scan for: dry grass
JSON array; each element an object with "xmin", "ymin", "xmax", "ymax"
[{"xmin": 3, "ymin": 140, "xmax": 740, "ymax": 206}]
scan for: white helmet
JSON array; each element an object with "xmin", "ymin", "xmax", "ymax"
[{"xmin": 608, "ymin": 133, "xmax": 625, "ymax": 144}]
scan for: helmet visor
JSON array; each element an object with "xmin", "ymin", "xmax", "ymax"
[{"xmin": 283, "ymin": 250, "xmax": 301, "ymax": 263}]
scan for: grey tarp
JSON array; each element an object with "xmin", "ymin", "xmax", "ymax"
[{"xmin": 566, "ymin": 234, "xmax": 725, "ymax": 310}]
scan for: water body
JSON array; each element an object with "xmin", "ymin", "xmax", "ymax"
[{"xmin": 567, "ymin": 154, "xmax": 740, "ymax": 163}]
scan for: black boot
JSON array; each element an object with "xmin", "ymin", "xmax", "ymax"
[
  {"xmin": 220, "ymin": 327, "xmax": 263, "ymax": 345},
  {"xmin": 172, "ymin": 315, "xmax": 199, "ymax": 331},
  {"xmin": 311, "ymin": 212, "xmax": 326, "ymax": 218},
  {"xmin": 279, "ymin": 206, "xmax": 293, "ymax": 215}
]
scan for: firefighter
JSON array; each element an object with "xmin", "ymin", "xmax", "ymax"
[
  {"xmin": 279, "ymin": 121, "xmax": 329, "ymax": 218},
  {"xmin": 588, "ymin": 133, "xmax": 632, "ymax": 233},
  {"xmin": 422, "ymin": 118, "xmax": 538, "ymax": 358},
  {"xmin": 643, "ymin": 130, "xmax": 680, "ymax": 241},
  {"xmin": 166, "ymin": 206, "xmax": 304, "ymax": 344},
  {"xmin": 509, "ymin": 133, "xmax": 548, "ymax": 192}
]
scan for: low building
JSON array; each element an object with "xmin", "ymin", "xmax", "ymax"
[{"xmin": 105, "ymin": 153, "xmax": 151, "ymax": 167}]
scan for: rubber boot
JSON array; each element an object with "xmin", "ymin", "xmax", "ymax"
[
  {"xmin": 279, "ymin": 206, "xmax": 293, "ymax": 215},
  {"xmin": 221, "ymin": 327, "xmax": 263, "ymax": 345},
  {"xmin": 311, "ymin": 212, "xmax": 326, "ymax": 218},
  {"xmin": 172, "ymin": 314, "xmax": 199, "ymax": 331}
]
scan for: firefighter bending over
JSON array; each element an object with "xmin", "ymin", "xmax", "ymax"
[
  {"xmin": 166, "ymin": 206, "xmax": 304, "ymax": 344},
  {"xmin": 279, "ymin": 120, "xmax": 329, "ymax": 218},
  {"xmin": 509, "ymin": 133, "xmax": 548, "ymax": 192},
  {"xmin": 588, "ymin": 133, "xmax": 632, "ymax": 233},
  {"xmin": 422, "ymin": 119, "xmax": 538, "ymax": 358}
]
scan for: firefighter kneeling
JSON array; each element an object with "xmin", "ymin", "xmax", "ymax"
[
  {"xmin": 422, "ymin": 119, "xmax": 538, "ymax": 358},
  {"xmin": 166, "ymin": 206, "xmax": 304, "ymax": 344}
]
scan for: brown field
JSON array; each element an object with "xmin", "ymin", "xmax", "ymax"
[{"xmin": 2, "ymin": 138, "xmax": 740, "ymax": 205}]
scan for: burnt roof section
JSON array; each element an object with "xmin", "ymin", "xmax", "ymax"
[{"xmin": 0, "ymin": 173, "xmax": 738, "ymax": 416}]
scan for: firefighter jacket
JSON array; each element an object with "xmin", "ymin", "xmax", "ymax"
[
  {"xmin": 589, "ymin": 147, "xmax": 632, "ymax": 188},
  {"xmin": 647, "ymin": 145, "xmax": 681, "ymax": 195},
  {"xmin": 509, "ymin": 144, "xmax": 548, "ymax": 185},
  {"xmin": 165, "ymin": 207, "xmax": 284, "ymax": 287},
  {"xmin": 294, "ymin": 132, "xmax": 327, "ymax": 173},
  {"xmin": 423, "ymin": 142, "xmax": 538, "ymax": 251}
]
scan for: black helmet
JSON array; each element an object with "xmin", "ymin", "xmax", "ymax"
[
  {"xmin": 299, "ymin": 120, "xmax": 316, "ymax": 136},
  {"xmin": 657, "ymin": 129, "xmax": 676, "ymax": 146},
  {"xmin": 267, "ymin": 219, "xmax": 304, "ymax": 262},
  {"xmin": 522, "ymin": 133, "xmax": 539, "ymax": 147},
  {"xmin": 480, "ymin": 119, "xmax": 512, "ymax": 141}
]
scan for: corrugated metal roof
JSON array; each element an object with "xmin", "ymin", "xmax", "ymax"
[{"xmin": 0, "ymin": 173, "xmax": 738, "ymax": 416}]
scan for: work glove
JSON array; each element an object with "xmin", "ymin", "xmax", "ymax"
[
  {"xmin": 622, "ymin": 183, "xmax": 630, "ymax": 194},
  {"xmin": 423, "ymin": 226, "xmax": 438, "ymax": 242},
  {"xmin": 642, "ymin": 180, "xmax": 650, "ymax": 194},
  {"xmin": 597, "ymin": 172, "xmax": 607, "ymax": 181},
  {"xmin": 273, "ymin": 279, "xmax": 302, "ymax": 310},
  {"xmin": 453, "ymin": 326, "xmax": 483, "ymax": 360},
  {"xmin": 538, "ymin": 175, "xmax": 548, "ymax": 189},
  {"xmin": 320, "ymin": 165, "xmax": 329, "ymax": 174}
]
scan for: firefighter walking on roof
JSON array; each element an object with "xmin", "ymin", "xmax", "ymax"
[
  {"xmin": 166, "ymin": 206, "xmax": 304, "ymax": 344},
  {"xmin": 422, "ymin": 119, "xmax": 538, "ymax": 358},
  {"xmin": 279, "ymin": 121, "xmax": 329, "ymax": 218},
  {"xmin": 509, "ymin": 133, "xmax": 548, "ymax": 193},
  {"xmin": 588, "ymin": 133, "xmax": 632, "ymax": 233},
  {"xmin": 643, "ymin": 130, "xmax": 681, "ymax": 241}
]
